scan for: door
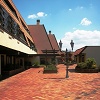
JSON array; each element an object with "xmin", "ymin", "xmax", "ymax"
[{"xmin": 1, "ymin": 55, "xmax": 5, "ymax": 73}]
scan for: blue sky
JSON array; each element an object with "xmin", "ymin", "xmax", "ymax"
[{"xmin": 13, "ymin": 0, "xmax": 100, "ymax": 51}]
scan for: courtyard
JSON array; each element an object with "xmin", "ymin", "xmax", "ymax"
[{"xmin": 0, "ymin": 64, "xmax": 100, "ymax": 100}]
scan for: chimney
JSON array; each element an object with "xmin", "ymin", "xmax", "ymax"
[
  {"xmin": 37, "ymin": 19, "xmax": 40, "ymax": 25},
  {"xmin": 49, "ymin": 31, "xmax": 51, "ymax": 34}
]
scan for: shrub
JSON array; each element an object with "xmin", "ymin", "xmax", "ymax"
[
  {"xmin": 44, "ymin": 64, "xmax": 57, "ymax": 70},
  {"xmin": 77, "ymin": 62, "xmax": 87, "ymax": 69},
  {"xmin": 34, "ymin": 62, "xmax": 39, "ymax": 66},
  {"xmin": 86, "ymin": 58, "xmax": 96, "ymax": 69},
  {"xmin": 76, "ymin": 58, "xmax": 97, "ymax": 69}
]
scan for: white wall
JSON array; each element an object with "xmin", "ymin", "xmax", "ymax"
[
  {"xmin": 0, "ymin": 30, "xmax": 37, "ymax": 54},
  {"xmin": 83, "ymin": 47, "xmax": 100, "ymax": 66}
]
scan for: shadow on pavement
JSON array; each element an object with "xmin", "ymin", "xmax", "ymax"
[
  {"xmin": 44, "ymin": 78, "xmax": 65, "ymax": 80},
  {"xmin": 68, "ymin": 68, "xmax": 75, "ymax": 73}
]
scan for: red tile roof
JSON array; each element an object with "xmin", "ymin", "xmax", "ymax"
[
  {"xmin": 48, "ymin": 33, "xmax": 60, "ymax": 50},
  {"xmin": 74, "ymin": 46, "xmax": 86, "ymax": 56},
  {"xmin": 28, "ymin": 24, "xmax": 53, "ymax": 54}
]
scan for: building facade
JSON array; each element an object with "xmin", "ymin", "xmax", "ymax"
[
  {"xmin": 74, "ymin": 46, "xmax": 100, "ymax": 67},
  {"xmin": 28, "ymin": 20, "xmax": 61, "ymax": 65},
  {"xmin": 0, "ymin": 0, "xmax": 37, "ymax": 77}
]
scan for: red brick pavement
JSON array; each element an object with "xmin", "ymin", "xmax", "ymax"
[{"xmin": 0, "ymin": 64, "xmax": 100, "ymax": 100}]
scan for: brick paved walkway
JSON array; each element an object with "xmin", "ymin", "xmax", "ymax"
[{"xmin": 0, "ymin": 64, "xmax": 100, "ymax": 100}]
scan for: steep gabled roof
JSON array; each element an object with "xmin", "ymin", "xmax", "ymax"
[
  {"xmin": 74, "ymin": 46, "xmax": 86, "ymax": 56},
  {"xmin": 74, "ymin": 46, "xmax": 100, "ymax": 56},
  {"xmin": 48, "ymin": 32, "xmax": 60, "ymax": 50},
  {"xmin": 28, "ymin": 24, "xmax": 53, "ymax": 54}
]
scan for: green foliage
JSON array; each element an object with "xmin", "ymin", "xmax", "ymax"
[
  {"xmin": 77, "ymin": 62, "xmax": 87, "ymax": 69},
  {"xmin": 33, "ymin": 62, "xmax": 39, "ymax": 66},
  {"xmin": 64, "ymin": 60, "xmax": 72, "ymax": 65},
  {"xmin": 76, "ymin": 58, "xmax": 97, "ymax": 69},
  {"xmin": 39, "ymin": 64, "xmax": 46, "ymax": 67},
  {"xmin": 44, "ymin": 65, "xmax": 57, "ymax": 70},
  {"xmin": 91, "ymin": 64, "xmax": 97, "ymax": 69},
  {"xmin": 51, "ymin": 58, "xmax": 56, "ymax": 65},
  {"xmin": 86, "ymin": 58, "xmax": 96, "ymax": 68}
]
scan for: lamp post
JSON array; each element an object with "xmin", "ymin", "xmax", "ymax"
[
  {"xmin": 66, "ymin": 48, "xmax": 69, "ymax": 78},
  {"xmin": 70, "ymin": 40, "xmax": 74, "ymax": 63},
  {"xmin": 59, "ymin": 40, "xmax": 63, "ymax": 51},
  {"xmin": 70, "ymin": 40, "xmax": 74, "ymax": 51}
]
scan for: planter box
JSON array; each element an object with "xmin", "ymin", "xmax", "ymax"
[
  {"xmin": 3, "ymin": 68, "xmax": 25, "ymax": 76},
  {"xmin": 43, "ymin": 70, "xmax": 58, "ymax": 73},
  {"xmin": 75, "ymin": 68, "xmax": 99, "ymax": 73}
]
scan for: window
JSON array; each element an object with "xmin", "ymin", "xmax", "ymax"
[
  {"xmin": 0, "ymin": 4, "xmax": 28, "ymax": 46},
  {"xmin": 20, "ymin": 19, "xmax": 30, "ymax": 35},
  {"xmin": 82, "ymin": 54, "xmax": 85, "ymax": 62},
  {"xmin": 3, "ymin": 0, "xmax": 18, "ymax": 19},
  {"xmin": 0, "ymin": 5, "xmax": 5, "ymax": 27},
  {"xmin": 19, "ymin": 29, "xmax": 27, "ymax": 42},
  {"xmin": 28, "ymin": 39, "xmax": 37, "ymax": 51}
]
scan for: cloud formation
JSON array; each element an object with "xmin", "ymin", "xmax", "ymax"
[
  {"xmin": 28, "ymin": 12, "xmax": 47, "ymax": 19},
  {"xmin": 80, "ymin": 18, "xmax": 92, "ymax": 26},
  {"xmin": 61, "ymin": 30, "xmax": 100, "ymax": 51},
  {"xmin": 69, "ymin": 9, "xmax": 72, "ymax": 11}
]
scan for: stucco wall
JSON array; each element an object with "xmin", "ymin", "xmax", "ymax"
[
  {"xmin": 83, "ymin": 47, "xmax": 100, "ymax": 66},
  {"xmin": 0, "ymin": 30, "xmax": 37, "ymax": 54},
  {"xmin": 25, "ymin": 56, "xmax": 40, "ymax": 65}
]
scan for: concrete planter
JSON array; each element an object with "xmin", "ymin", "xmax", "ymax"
[
  {"xmin": 75, "ymin": 68, "xmax": 99, "ymax": 73},
  {"xmin": 43, "ymin": 70, "xmax": 58, "ymax": 73}
]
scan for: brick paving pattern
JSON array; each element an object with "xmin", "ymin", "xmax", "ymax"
[{"xmin": 0, "ymin": 64, "xmax": 100, "ymax": 100}]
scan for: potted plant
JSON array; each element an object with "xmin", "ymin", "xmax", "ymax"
[{"xmin": 43, "ymin": 64, "xmax": 58, "ymax": 73}]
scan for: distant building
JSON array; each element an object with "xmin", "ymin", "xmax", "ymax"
[
  {"xmin": 74, "ymin": 46, "xmax": 100, "ymax": 66},
  {"xmin": 0, "ymin": 0, "xmax": 37, "ymax": 77},
  {"xmin": 28, "ymin": 20, "xmax": 61, "ymax": 65}
]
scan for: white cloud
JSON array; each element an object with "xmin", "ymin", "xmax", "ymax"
[
  {"xmin": 28, "ymin": 12, "xmax": 47, "ymax": 19},
  {"xmin": 69, "ymin": 9, "xmax": 72, "ymax": 11},
  {"xmin": 37, "ymin": 12, "xmax": 47, "ymax": 17},
  {"xmin": 76, "ymin": 6, "xmax": 84, "ymax": 10},
  {"xmin": 73, "ymin": 27, "xmax": 77, "ymax": 30},
  {"xmin": 61, "ymin": 30, "xmax": 100, "ymax": 51},
  {"xmin": 80, "ymin": 6, "xmax": 84, "ymax": 9},
  {"xmin": 80, "ymin": 18, "xmax": 92, "ymax": 26},
  {"xmin": 28, "ymin": 14, "xmax": 37, "ymax": 19}
]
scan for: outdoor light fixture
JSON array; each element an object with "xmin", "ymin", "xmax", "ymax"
[
  {"xmin": 59, "ymin": 40, "xmax": 63, "ymax": 51},
  {"xmin": 66, "ymin": 48, "xmax": 69, "ymax": 78},
  {"xmin": 70, "ymin": 40, "xmax": 74, "ymax": 51}
]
